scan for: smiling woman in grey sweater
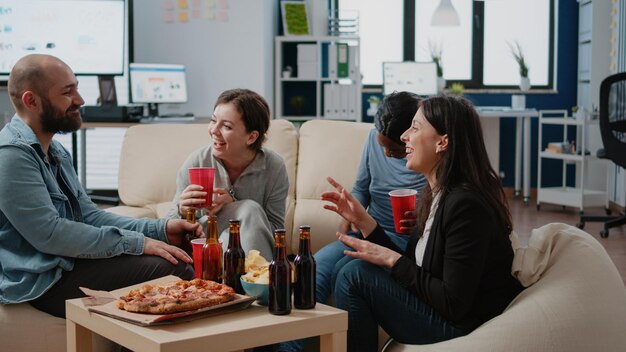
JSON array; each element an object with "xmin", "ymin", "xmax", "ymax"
[{"xmin": 166, "ymin": 89, "xmax": 288, "ymax": 260}]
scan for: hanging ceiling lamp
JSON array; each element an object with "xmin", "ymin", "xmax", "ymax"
[{"xmin": 431, "ymin": 0, "xmax": 460, "ymax": 26}]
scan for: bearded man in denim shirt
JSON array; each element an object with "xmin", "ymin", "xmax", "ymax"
[{"xmin": 0, "ymin": 54, "xmax": 202, "ymax": 318}]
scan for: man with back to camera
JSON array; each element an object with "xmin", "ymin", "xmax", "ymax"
[{"xmin": 0, "ymin": 54, "xmax": 203, "ymax": 318}]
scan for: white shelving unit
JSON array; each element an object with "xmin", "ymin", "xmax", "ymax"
[
  {"xmin": 274, "ymin": 36, "xmax": 361, "ymax": 121},
  {"xmin": 536, "ymin": 110, "xmax": 609, "ymax": 213}
]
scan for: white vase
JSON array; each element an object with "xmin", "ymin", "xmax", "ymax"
[
  {"xmin": 519, "ymin": 77, "xmax": 530, "ymax": 92},
  {"xmin": 437, "ymin": 77, "xmax": 446, "ymax": 93}
]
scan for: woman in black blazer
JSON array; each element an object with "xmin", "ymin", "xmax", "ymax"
[{"xmin": 321, "ymin": 95, "xmax": 524, "ymax": 352}]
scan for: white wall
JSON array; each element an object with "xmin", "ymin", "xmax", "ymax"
[{"xmin": 132, "ymin": 0, "xmax": 277, "ymax": 117}]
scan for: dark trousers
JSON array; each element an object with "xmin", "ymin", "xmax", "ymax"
[{"xmin": 30, "ymin": 255, "xmax": 194, "ymax": 318}]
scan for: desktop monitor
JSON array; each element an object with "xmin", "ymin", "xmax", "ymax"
[
  {"xmin": 382, "ymin": 62, "xmax": 438, "ymax": 96},
  {"xmin": 129, "ymin": 63, "xmax": 189, "ymax": 117},
  {"xmin": 0, "ymin": 0, "xmax": 126, "ymax": 80}
]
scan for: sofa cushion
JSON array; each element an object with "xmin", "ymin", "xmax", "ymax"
[
  {"xmin": 262, "ymin": 119, "xmax": 299, "ymax": 244},
  {"xmin": 118, "ymin": 123, "xmax": 209, "ymax": 208},
  {"xmin": 0, "ymin": 303, "xmax": 66, "ymax": 352},
  {"xmin": 106, "ymin": 204, "xmax": 157, "ymax": 218},
  {"xmin": 293, "ymin": 119, "xmax": 373, "ymax": 254}
]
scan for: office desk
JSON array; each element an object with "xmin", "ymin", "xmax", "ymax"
[
  {"xmin": 73, "ymin": 118, "xmax": 210, "ymax": 195},
  {"xmin": 477, "ymin": 107, "xmax": 539, "ymax": 205}
]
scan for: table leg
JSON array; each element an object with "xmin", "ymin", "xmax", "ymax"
[
  {"xmin": 80, "ymin": 128, "xmax": 87, "ymax": 189},
  {"xmin": 514, "ymin": 117, "xmax": 523, "ymax": 198},
  {"xmin": 320, "ymin": 331, "xmax": 347, "ymax": 352},
  {"xmin": 71, "ymin": 131, "xmax": 78, "ymax": 172},
  {"xmin": 66, "ymin": 319, "xmax": 93, "ymax": 352},
  {"xmin": 523, "ymin": 115, "xmax": 531, "ymax": 205}
]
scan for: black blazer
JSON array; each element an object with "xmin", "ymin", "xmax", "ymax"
[{"xmin": 368, "ymin": 187, "xmax": 523, "ymax": 331}]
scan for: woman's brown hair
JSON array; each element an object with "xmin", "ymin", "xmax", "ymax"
[{"xmin": 214, "ymin": 88, "xmax": 270, "ymax": 150}]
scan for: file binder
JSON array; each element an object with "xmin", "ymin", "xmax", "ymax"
[
  {"xmin": 348, "ymin": 45, "xmax": 358, "ymax": 81},
  {"xmin": 328, "ymin": 43, "xmax": 337, "ymax": 79},
  {"xmin": 337, "ymin": 43, "xmax": 349, "ymax": 78}
]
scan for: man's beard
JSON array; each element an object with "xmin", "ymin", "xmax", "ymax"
[{"xmin": 39, "ymin": 97, "xmax": 82, "ymax": 134}]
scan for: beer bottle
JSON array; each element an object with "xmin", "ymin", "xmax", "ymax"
[
  {"xmin": 180, "ymin": 208, "xmax": 196, "ymax": 257},
  {"xmin": 293, "ymin": 225, "xmax": 316, "ymax": 309},
  {"xmin": 223, "ymin": 219, "xmax": 245, "ymax": 294},
  {"xmin": 269, "ymin": 229, "xmax": 291, "ymax": 315},
  {"xmin": 202, "ymin": 214, "xmax": 223, "ymax": 282}
]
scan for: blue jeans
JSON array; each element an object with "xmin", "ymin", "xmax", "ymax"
[
  {"xmin": 334, "ymin": 260, "xmax": 466, "ymax": 352},
  {"xmin": 278, "ymin": 232, "xmax": 411, "ymax": 352},
  {"xmin": 316, "ymin": 231, "xmax": 409, "ymax": 304}
]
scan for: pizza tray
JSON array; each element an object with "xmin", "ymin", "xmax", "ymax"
[{"xmin": 80, "ymin": 275, "xmax": 256, "ymax": 326}]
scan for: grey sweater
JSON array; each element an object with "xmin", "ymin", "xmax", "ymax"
[{"xmin": 165, "ymin": 145, "xmax": 289, "ymax": 231}]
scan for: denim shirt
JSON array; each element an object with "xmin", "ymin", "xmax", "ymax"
[
  {"xmin": 0, "ymin": 116, "xmax": 168, "ymax": 304},
  {"xmin": 352, "ymin": 129, "xmax": 426, "ymax": 237}
]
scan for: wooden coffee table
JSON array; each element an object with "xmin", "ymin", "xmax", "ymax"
[{"xmin": 66, "ymin": 298, "xmax": 347, "ymax": 352}]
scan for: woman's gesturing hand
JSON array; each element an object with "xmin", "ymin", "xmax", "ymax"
[
  {"xmin": 336, "ymin": 232, "xmax": 402, "ymax": 269},
  {"xmin": 321, "ymin": 176, "xmax": 378, "ymax": 237}
]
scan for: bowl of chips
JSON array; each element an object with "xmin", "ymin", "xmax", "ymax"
[{"xmin": 240, "ymin": 250, "xmax": 270, "ymax": 305}]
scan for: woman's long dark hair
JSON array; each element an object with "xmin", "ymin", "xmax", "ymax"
[{"xmin": 415, "ymin": 95, "xmax": 512, "ymax": 234}]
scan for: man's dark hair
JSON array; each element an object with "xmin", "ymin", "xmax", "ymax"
[{"xmin": 374, "ymin": 91, "xmax": 421, "ymax": 146}]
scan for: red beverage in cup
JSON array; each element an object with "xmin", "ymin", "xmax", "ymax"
[
  {"xmin": 191, "ymin": 238, "xmax": 206, "ymax": 279},
  {"xmin": 188, "ymin": 167, "xmax": 215, "ymax": 208},
  {"xmin": 389, "ymin": 189, "xmax": 417, "ymax": 234}
]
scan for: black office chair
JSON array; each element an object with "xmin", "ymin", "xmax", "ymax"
[{"xmin": 577, "ymin": 72, "xmax": 626, "ymax": 238}]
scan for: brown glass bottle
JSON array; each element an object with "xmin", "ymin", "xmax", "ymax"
[
  {"xmin": 180, "ymin": 208, "xmax": 196, "ymax": 257},
  {"xmin": 269, "ymin": 229, "xmax": 291, "ymax": 315},
  {"xmin": 293, "ymin": 225, "xmax": 316, "ymax": 309},
  {"xmin": 202, "ymin": 214, "xmax": 223, "ymax": 282},
  {"xmin": 223, "ymin": 219, "xmax": 245, "ymax": 294}
]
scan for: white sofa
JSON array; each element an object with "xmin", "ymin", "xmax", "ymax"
[
  {"xmin": 2, "ymin": 120, "xmax": 626, "ymax": 351},
  {"xmin": 383, "ymin": 223, "xmax": 626, "ymax": 352}
]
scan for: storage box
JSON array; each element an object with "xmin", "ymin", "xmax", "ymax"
[
  {"xmin": 297, "ymin": 44, "xmax": 317, "ymax": 62},
  {"xmin": 297, "ymin": 62, "xmax": 317, "ymax": 79}
]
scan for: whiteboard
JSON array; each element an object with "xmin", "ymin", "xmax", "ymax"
[{"xmin": 383, "ymin": 62, "xmax": 438, "ymax": 96}]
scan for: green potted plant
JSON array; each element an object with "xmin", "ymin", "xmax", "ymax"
[
  {"xmin": 430, "ymin": 41, "xmax": 445, "ymax": 93},
  {"xmin": 366, "ymin": 95, "xmax": 382, "ymax": 116},
  {"xmin": 290, "ymin": 95, "xmax": 306, "ymax": 115},
  {"xmin": 509, "ymin": 41, "xmax": 530, "ymax": 91},
  {"xmin": 367, "ymin": 95, "xmax": 381, "ymax": 107},
  {"xmin": 449, "ymin": 82, "xmax": 464, "ymax": 96}
]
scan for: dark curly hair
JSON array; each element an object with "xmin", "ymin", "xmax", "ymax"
[{"xmin": 374, "ymin": 91, "xmax": 421, "ymax": 146}]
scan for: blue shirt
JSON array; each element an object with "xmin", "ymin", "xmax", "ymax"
[
  {"xmin": 0, "ymin": 116, "xmax": 167, "ymax": 304},
  {"xmin": 352, "ymin": 129, "xmax": 426, "ymax": 246}
]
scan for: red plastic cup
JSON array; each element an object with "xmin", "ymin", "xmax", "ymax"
[
  {"xmin": 188, "ymin": 167, "xmax": 215, "ymax": 208},
  {"xmin": 389, "ymin": 189, "xmax": 417, "ymax": 234},
  {"xmin": 191, "ymin": 238, "xmax": 206, "ymax": 279}
]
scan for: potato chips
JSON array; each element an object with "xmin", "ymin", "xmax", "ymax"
[{"xmin": 242, "ymin": 250, "xmax": 270, "ymax": 284}]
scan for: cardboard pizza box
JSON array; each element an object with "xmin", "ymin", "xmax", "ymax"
[{"xmin": 79, "ymin": 275, "xmax": 255, "ymax": 326}]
